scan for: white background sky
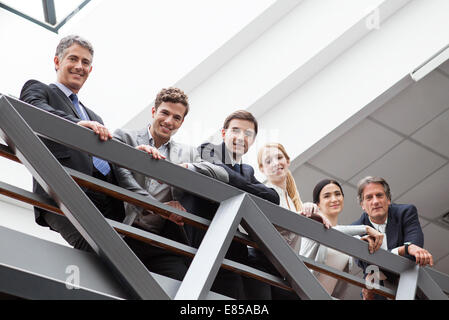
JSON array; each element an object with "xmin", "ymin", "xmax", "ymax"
[
  {"xmin": 1, "ymin": 0, "xmax": 274, "ymax": 131},
  {"xmin": 0, "ymin": 0, "xmax": 273, "ymax": 242}
]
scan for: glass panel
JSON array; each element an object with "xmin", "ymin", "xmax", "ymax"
[
  {"xmin": 54, "ymin": 0, "xmax": 85, "ymax": 23},
  {"xmin": 1, "ymin": 0, "xmax": 45, "ymax": 21}
]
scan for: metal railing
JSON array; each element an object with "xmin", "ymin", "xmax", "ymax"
[{"xmin": 0, "ymin": 94, "xmax": 448, "ymax": 300}]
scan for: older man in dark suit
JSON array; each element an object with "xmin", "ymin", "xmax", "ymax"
[
  {"xmin": 352, "ymin": 176, "xmax": 433, "ymax": 300},
  {"xmin": 19, "ymin": 35, "xmax": 125, "ymax": 251}
]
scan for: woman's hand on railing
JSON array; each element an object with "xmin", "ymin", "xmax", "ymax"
[
  {"xmin": 305, "ymin": 211, "xmax": 332, "ymax": 229},
  {"xmin": 300, "ymin": 203, "xmax": 331, "ymax": 229},
  {"xmin": 302, "ymin": 202, "xmax": 318, "ymax": 218},
  {"xmin": 136, "ymin": 144, "xmax": 166, "ymax": 160}
]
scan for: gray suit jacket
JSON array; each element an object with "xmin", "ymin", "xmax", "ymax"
[{"xmin": 113, "ymin": 127, "xmax": 228, "ymax": 233}]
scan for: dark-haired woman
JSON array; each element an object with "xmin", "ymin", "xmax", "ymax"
[{"xmin": 299, "ymin": 179, "xmax": 383, "ymax": 298}]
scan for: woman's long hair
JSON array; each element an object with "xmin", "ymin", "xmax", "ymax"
[{"xmin": 258, "ymin": 143, "xmax": 303, "ymax": 212}]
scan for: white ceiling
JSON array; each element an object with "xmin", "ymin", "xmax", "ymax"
[{"xmin": 292, "ymin": 62, "xmax": 449, "ymax": 274}]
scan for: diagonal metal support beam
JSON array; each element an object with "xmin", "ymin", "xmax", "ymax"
[
  {"xmin": 42, "ymin": 0, "xmax": 57, "ymax": 25},
  {"xmin": 0, "ymin": 96, "xmax": 168, "ymax": 299},
  {"xmin": 242, "ymin": 197, "xmax": 331, "ymax": 300},
  {"xmin": 396, "ymin": 265, "xmax": 419, "ymax": 300},
  {"xmin": 175, "ymin": 194, "xmax": 246, "ymax": 300},
  {"xmin": 418, "ymin": 268, "xmax": 449, "ymax": 300},
  {"xmin": 425, "ymin": 267, "xmax": 449, "ymax": 294}
]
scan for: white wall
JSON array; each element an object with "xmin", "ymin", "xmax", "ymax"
[{"xmin": 0, "ymin": 0, "xmax": 273, "ymax": 242}]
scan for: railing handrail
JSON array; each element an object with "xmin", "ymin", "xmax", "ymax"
[
  {"xmin": 1, "ymin": 94, "xmax": 448, "ymax": 299},
  {"xmin": 0, "ymin": 157, "xmax": 398, "ymax": 299}
]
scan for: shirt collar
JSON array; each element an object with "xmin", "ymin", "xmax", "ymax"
[
  {"xmin": 368, "ymin": 216, "xmax": 388, "ymax": 232},
  {"xmin": 54, "ymin": 82, "xmax": 76, "ymax": 98},
  {"xmin": 147, "ymin": 126, "xmax": 171, "ymax": 148}
]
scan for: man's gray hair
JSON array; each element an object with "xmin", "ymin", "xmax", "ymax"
[
  {"xmin": 55, "ymin": 35, "xmax": 94, "ymax": 60},
  {"xmin": 357, "ymin": 176, "xmax": 392, "ymax": 204}
]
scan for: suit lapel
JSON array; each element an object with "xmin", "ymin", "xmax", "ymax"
[
  {"xmin": 136, "ymin": 127, "xmax": 150, "ymax": 146},
  {"xmin": 50, "ymin": 84, "xmax": 79, "ymax": 117},
  {"xmin": 221, "ymin": 142, "xmax": 233, "ymax": 167},
  {"xmin": 363, "ymin": 213, "xmax": 375, "ymax": 229},
  {"xmin": 241, "ymin": 164, "xmax": 251, "ymax": 179},
  {"xmin": 169, "ymin": 141, "xmax": 180, "ymax": 162},
  {"xmin": 81, "ymin": 102, "xmax": 97, "ymax": 122},
  {"xmin": 385, "ymin": 206, "xmax": 399, "ymax": 250}
]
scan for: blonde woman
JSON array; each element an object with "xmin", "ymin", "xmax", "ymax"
[{"xmin": 257, "ymin": 143, "xmax": 331, "ymax": 251}]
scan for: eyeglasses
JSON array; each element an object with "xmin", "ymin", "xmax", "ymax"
[{"xmin": 228, "ymin": 128, "xmax": 255, "ymax": 138}]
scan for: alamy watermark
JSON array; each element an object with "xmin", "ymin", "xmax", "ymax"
[
  {"xmin": 365, "ymin": 265, "xmax": 380, "ymax": 290},
  {"xmin": 65, "ymin": 265, "xmax": 80, "ymax": 290},
  {"xmin": 365, "ymin": 7, "xmax": 380, "ymax": 30}
]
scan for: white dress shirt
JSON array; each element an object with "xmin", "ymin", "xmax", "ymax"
[{"xmin": 368, "ymin": 217, "xmax": 399, "ymax": 255}]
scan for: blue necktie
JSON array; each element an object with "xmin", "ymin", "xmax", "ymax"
[
  {"xmin": 70, "ymin": 94, "xmax": 111, "ymax": 176},
  {"xmin": 233, "ymin": 163, "xmax": 241, "ymax": 173}
]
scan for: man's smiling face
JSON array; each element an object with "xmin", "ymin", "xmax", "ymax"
[
  {"xmin": 221, "ymin": 119, "xmax": 256, "ymax": 161},
  {"xmin": 150, "ymin": 102, "xmax": 186, "ymax": 146},
  {"xmin": 54, "ymin": 43, "xmax": 92, "ymax": 93}
]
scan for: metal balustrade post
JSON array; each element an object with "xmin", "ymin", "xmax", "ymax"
[
  {"xmin": 396, "ymin": 265, "xmax": 419, "ymax": 300},
  {"xmin": 0, "ymin": 95, "xmax": 168, "ymax": 300},
  {"xmin": 174, "ymin": 194, "xmax": 246, "ymax": 300},
  {"xmin": 243, "ymin": 197, "xmax": 331, "ymax": 300},
  {"xmin": 418, "ymin": 268, "xmax": 449, "ymax": 300},
  {"xmin": 425, "ymin": 267, "xmax": 449, "ymax": 294}
]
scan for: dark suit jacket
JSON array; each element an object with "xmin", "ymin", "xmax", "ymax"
[
  {"xmin": 198, "ymin": 142, "xmax": 280, "ymax": 204},
  {"xmin": 352, "ymin": 203, "xmax": 424, "ymax": 279},
  {"xmin": 178, "ymin": 142, "xmax": 280, "ymax": 262},
  {"xmin": 20, "ymin": 79, "xmax": 125, "ymax": 226}
]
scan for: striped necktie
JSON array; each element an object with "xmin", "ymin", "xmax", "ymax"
[{"xmin": 69, "ymin": 94, "xmax": 111, "ymax": 176}]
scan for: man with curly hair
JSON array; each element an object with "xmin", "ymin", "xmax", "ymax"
[{"xmin": 114, "ymin": 87, "xmax": 228, "ymax": 282}]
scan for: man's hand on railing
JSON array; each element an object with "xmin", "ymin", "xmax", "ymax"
[
  {"xmin": 77, "ymin": 120, "xmax": 113, "ymax": 141},
  {"xmin": 135, "ymin": 144, "xmax": 166, "ymax": 160},
  {"xmin": 361, "ymin": 235, "xmax": 379, "ymax": 254},
  {"xmin": 403, "ymin": 244, "xmax": 434, "ymax": 267},
  {"xmin": 362, "ymin": 226, "xmax": 384, "ymax": 254},
  {"xmin": 163, "ymin": 200, "xmax": 186, "ymax": 226}
]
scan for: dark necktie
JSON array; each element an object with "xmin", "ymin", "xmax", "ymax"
[
  {"xmin": 69, "ymin": 94, "xmax": 111, "ymax": 176},
  {"xmin": 233, "ymin": 163, "xmax": 241, "ymax": 174}
]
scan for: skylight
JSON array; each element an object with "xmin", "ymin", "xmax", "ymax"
[{"xmin": 0, "ymin": 0, "xmax": 90, "ymax": 32}]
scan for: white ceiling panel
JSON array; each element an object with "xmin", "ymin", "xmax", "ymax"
[
  {"xmin": 396, "ymin": 163, "xmax": 449, "ymax": 220},
  {"xmin": 419, "ymin": 217, "xmax": 431, "ymax": 229},
  {"xmin": 422, "ymin": 223, "xmax": 449, "ymax": 261},
  {"xmin": 412, "ymin": 108, "xmax": 449, "ymax": 158},
  {"xmin": 371, "ymin": 71, "xmax": 449, "ymax": 136},
  {"xmin": 308, "ymin": 119, "xmax": 403, "ymax": 181},
  {"xmin": 292, "ymin": 164, "xmax": 329, "ymax": 204},
  {"xmin": 348, "ymin": 140, "xmax": 447, "ymax": 198}
]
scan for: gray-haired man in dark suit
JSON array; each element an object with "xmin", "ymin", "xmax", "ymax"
[{"xmin": 20, "ymin": 35, "xmax": 125, "ymax": 252}]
